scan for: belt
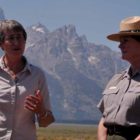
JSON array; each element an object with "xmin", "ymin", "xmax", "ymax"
[{"xmin": 106, "ymin": 124, "xmax": 140, "ymax": 139}]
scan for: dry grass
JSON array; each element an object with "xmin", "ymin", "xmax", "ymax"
[{"xmin": 37, "ymin": 123, "xmax": 97, "ymax": 140}]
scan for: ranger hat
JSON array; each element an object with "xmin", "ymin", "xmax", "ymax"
[{"xmin": 107, "ymin": 16, "xmax": 140, "ymax": 42}]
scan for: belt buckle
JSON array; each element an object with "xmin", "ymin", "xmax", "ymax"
[
  {"xmin": 114, "ymin": 125, "xmax": 120, "ymax": 134},
  {"xmin": 108, "ymin": 125, "xmax": 120, "ymax": 135},
  {"xmin": 107, "ymin": 126, "xmax": 114, "ymax": 135}
]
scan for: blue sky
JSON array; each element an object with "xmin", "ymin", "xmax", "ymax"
[{"xmin": 0, "ymin": 0, "xmax": 140, "ymax": 51}]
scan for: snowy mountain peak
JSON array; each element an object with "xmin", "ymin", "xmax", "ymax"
[{"xmin": 31, "ymin": 23, "xmax": 49, "ymax": 34}]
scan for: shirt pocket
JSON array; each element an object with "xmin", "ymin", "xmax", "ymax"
[
  {"xmin": 103, "ymin": 87, "xmax": 119, "ymax": 107},
  {"xmin": 103, "ymin": 87, "xmax": 119, "ymax": 95}
]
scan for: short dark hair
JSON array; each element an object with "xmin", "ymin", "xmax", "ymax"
[{"xmin": 0, "ymin": 19, "xmax": 27, "ymax": 43}]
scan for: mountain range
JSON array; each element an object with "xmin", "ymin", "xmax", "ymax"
[{"xmin": 0, "ymin": 8, "xmax": 128, "ymax": 123}]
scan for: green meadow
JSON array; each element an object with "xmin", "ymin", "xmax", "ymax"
[{"xmin": 37, "ymin": 123, "xmax": 97, "ymax": 140}]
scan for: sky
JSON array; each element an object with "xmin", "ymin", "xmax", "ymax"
[{"xmin": 0, "ymin": 0, "xmax": 140, "ymax": 51}]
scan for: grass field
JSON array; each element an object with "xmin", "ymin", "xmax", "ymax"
[{"xmin": 37, "ymin": 123, "xmax": 97, "ymax": 140}]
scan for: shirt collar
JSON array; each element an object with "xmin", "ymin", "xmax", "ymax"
[
  {"xmin": 123, "ymin": 66, "xmax": 140, "ymax": 78},
  {"xmin": 0, "ymin": 55, "xmax": 32, "ymax": 73}
]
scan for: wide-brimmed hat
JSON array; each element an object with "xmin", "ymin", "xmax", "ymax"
[{"xmin": 107, "ymin": 16, "xmax": 140, "ymax": 42}]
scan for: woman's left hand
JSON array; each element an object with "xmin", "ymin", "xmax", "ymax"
[{"xmin": 24, "ymin": 90, "xmax": 46, "ymax": 115}]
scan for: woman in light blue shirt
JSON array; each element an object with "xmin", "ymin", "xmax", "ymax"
[{"xmin": 0, "ymin": 19, "xmax": 55, "ymax": 140}]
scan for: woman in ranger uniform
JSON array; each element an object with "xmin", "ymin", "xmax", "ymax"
[{"xmin": 97, "ymin": 16, "xmax": 140, "ymax": 140}]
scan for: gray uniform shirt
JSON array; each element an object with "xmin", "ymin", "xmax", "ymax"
[
  {"xmin": 0, "ymin": 56, "xmax": 51, "ymax": 140},
  {"xmin": 97, "ymin": 68, "xmax": 140, "ymax": 127}
]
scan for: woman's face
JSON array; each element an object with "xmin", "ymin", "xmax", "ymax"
[
  {"xmin": 119, "ymin": 36, "xmax": 140, "ymax": 63},
  {"xmin": 1, "ymin": 30, "xmax": 26, "ymax": 58}
]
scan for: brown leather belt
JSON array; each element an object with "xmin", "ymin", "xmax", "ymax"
[{"xmin": 106, "ymin": 125, "xmax": 140, "ymax": 139}]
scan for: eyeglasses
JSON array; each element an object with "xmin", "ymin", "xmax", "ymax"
[{"xmin": 4, "ymin": 34, "xmax": 25, "ymax": 42}]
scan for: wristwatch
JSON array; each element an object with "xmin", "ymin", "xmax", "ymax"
[{"xmin": 38, "ymin": 111, "xmax": 52, "ymax": 119}]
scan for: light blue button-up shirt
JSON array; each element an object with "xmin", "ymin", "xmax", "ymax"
[{"xmin": 0, "ymin": 56, "xmax": 51, "ymax": 140}]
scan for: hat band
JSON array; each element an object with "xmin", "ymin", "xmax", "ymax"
[{"xmin": 121, "ymin": 29, "xmax": 140, "ymax": 33}]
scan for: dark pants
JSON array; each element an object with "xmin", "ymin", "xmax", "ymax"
[{"xmin": 106, "ymin": 125, "xmax": 140, "ymax": 140}]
